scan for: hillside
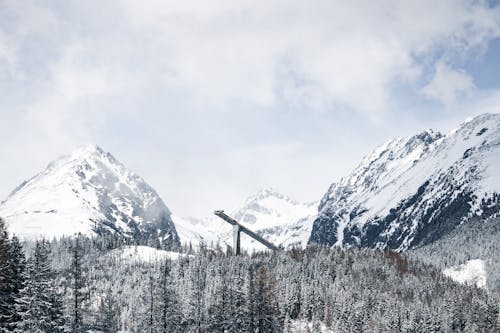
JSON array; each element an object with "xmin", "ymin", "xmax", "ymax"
[
  {"xmin": 0, "ymin": 145, "xmax": 180, "ymax": 249},
  {"xmin": 310, "ymin": 113, "xmax": 500, "ymax": 251}
]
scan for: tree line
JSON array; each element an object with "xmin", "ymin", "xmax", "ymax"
[{"xmin": 1, "ymin": 217, "xmax": 499, "ymax": 332}]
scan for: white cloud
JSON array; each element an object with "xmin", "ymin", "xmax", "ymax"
[
  {"xmin": 3, "ymin": 0, "xmax": 499, "ymax": 120},
  {"xmin": 116, "ymin": 0, "xmax": 500, "ymax": 114},
  {"xmin": 24, "ymin": 42, "xmax": 121, "ymax": 147},
  {"xmin": 1, "ymin": 0, "xmax": 500, "ymax": 216},
  {"xmin": 421, "ymin": 61, "xmax": 475, "ymax": 106}
]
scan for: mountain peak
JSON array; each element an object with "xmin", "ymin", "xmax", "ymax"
[
  {"xmin": 463, "ymin": 112, "xmax": 499, "ymax": 125},
  {"xmin": 311, "ymin": 113, "xmax": 500, "ymax": 250},
  {"xmin": 0, "ymin": 146, "xmax": 180, "ymax": 248},
  {"xmin": 70, "ymin": 144, "xmax": 105, "ymax": 158},
  {"xmin": 248, "ymin": 187, "xmax": 289, "ymax": 202}
]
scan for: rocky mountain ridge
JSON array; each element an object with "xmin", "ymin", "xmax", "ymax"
[
  {"xmin": 310, "ymin": 113, "xmax": 500, "ymax": 250},
  {"xmin": 0, "ymin": 145, "xmax": 180, "ymax": 249}
]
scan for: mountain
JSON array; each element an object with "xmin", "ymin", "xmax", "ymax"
[
  {"xmin": 172, "ymin": 215, "xmax": 223, "ymax": 247},
  {"xmin": 0, "ymin": 145, "xmax": 180, "ymax": 249},
  {"xmin": 310, "ymin": 113, "xmax": 500, "ymax": 251},
  {"xmin": 175, "ymin": 188, "xmax": 317, "ymax": 251},
  {"xmin": 229, "ymin": 188, "xmax": 318, "ymax": 250}
]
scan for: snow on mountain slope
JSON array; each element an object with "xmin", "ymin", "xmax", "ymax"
[
  {"xmin": 0, "ymin": 145, "xmax": 180, "ymax": 249},
  {"xmin": 310, "ymin": 113, "xmax": 500, "ymax": 250},
  {"xmin": 229, "ymin": 188, "xmax": 318, "ymax": 251},
  {"xmin": 175, "ymin": 188, "xmax": 318, "ymax": 251},
  {"xmin": 109, "ymin": 245, "xmax": 188, "ymax": 264},
  {"xmin": 443, "ymin": 259, "xmax": 486, "ymax": 289},
  {"xmin": 172, "ymin": 215, "xmax": 223, "ymax": 247}
]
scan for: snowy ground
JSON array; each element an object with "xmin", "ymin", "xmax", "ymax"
[
  {"xmin": 290, "ymin": 320, "xmax": 333, "ymax": 332},
  {"xmin": 109, "ymin": 245, "xmax": 188, "ymax": 264},
  {"xmin": 443, "ymin": 259, "xmax": 486, "ymax": 288}
]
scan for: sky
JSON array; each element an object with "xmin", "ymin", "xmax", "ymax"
[{"xmin": 1, "ymin": 0, "xmax": 500, "ymax": 218}]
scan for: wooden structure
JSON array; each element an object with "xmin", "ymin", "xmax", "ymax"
[{"xmin": 213, "ymin": 210, "xmax": 280, "ymax": 255}]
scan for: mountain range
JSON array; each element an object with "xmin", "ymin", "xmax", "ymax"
[
  {"xmin": 310, "ymin": 113, "xmax": 500, "ymax": 250},
  {"xmin": 0, "ymin": 113, "xmax": 499, "ymax": 256}
]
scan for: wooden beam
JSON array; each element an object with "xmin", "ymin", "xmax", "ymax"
[{"xmin": 214, "ymin": 210, "xmax": 280, "ymax": 253}]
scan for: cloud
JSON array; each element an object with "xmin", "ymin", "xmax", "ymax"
[
  {"xmin": 3, "ymin": 0, "xmax": 500, "ymax": 121},
  {"xmin": 115, "ymin": 0, "xmax": 500, "ymax": 114},
  {"xmin": 421, "ymin": 61, "xmax": 476, "ymax": 106},
  {"xmin": 1, "ymin": 0, "xmax": 500, "ymax": 216},
  {"xmin": 24, "ymin": 42, "xmax": 121, "ymax": 147}
]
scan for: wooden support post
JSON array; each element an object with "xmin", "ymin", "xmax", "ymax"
[
  {"xmin": 233, "ymin": 224, "xmax": 241, "ymax": 255},
  {"xmin": 214, "ymin": 210, "xmax": 280, "ymax": 254}
]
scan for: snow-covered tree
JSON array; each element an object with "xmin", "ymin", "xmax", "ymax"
[{"xmin": 15, "ymin": 240, "xmax": 65, "ymax": 333}]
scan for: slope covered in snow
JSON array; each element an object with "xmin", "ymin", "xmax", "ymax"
[
  {"xmin": 443, "ymin": 259, "xmax": 486, "ymax": 288},
  {"xmin": 0, "ymin": 145, "xmax": 180, "ymax": 249},
  {"xmin": 108, "ymin": 245, "xmax": 188, "ymax": 264},
  {"xmin": 175, "ymin": 188, "xmax": 318, "ymax": 251},
  {"xmin": 172, "ymin": 214, "xmax": 223, "ymax": 247},
  {"xmin": 310, "ymin": 113, "xmax": 500, "ymax": 250}
]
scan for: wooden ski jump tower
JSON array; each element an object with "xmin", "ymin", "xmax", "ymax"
[{"xmin": 214, "ymin": 210, "xmax": 280, "ymax": 255}]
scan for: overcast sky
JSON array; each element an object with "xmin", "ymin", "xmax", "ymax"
[{"xmin": 1, "ymin": 0, "xmax": 500, "ymax": 217}]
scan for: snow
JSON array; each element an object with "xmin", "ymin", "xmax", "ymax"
[
  {"xmin": 317, "ymin": 113, "xmax": 500, "ymax": 250},
  {"xmin": 443, "ymin": 259, "xmax": 487, "ymax": 288},
  {"xmin": 110, "ymin": 245, "xmax": 187, "ymax": 264},
  {"xmin": 0, "ymin": 145, "xmax": 177, "ymax": 244},
  {"xmin": 290, "ymin": 319, "xmax": 333, "ymax": 332},
  {"xmin": 172, "ymin": 214, "xmax": 225, "ymax": 246}
]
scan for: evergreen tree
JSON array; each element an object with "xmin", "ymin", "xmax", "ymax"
[
  {"xmin": 0, "ymin": 217, "xmax": 12, "ymax": 330},
  {"xmin": 93, "ymin": 289, "xmax": 120, "ymax": 333},
  {"xmin": 226, "ymin": 271, "xmax": 250, "ymax": 333},
  {"xmin": 155, "ymin": 260, "xmax": 181, "ymax": 333},
  {"xmin": 71, "ymin": 236, "xmax": 85, "ymax": 333},
  {"xmin": 15, "ymin": 257, "xmax": 36, "ymax": 332},
  {"xmin": 251, "ymin": 265, "xmax": 282, "ymax": 333},
  {"xmin": 15, "ymin": 240, "xmax": 65, "ymax": 333},
  {"xmin": 8, "ymin": 235, "xmax": 27, "ymax": 330},
  {"xmin": 0, "ymin": 218, "xmax": 26, "ymax": 331}
]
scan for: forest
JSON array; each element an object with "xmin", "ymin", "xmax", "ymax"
[{"xmin": 0, "ymin": 218, "xmax": 499, "ymax": 333}]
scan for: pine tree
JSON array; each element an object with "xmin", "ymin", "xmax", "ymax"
[
  {"xmin": 8, "ymin": 235, "xmax": 27, "ymax": 330},
  {"xmin": 155, "ymin": 260, "xmax": 181, "ymax": 333},
  {"xmin": 147, "ymin": 271, "xmax": 155, "ymax": 333},
  {"xmin": 15, "ymin": 240, "xmax": 65, "ymax": 333},
  {"xmin": 93, "ymin": 288, "xmax": 120, "ymax": 333},
  {"xmin": 0, "ymin": 218, "xmax": 23, "ymax": 331},
  {"xmin": 251, "ymin": 265, "xmax": 282, "ymax": 333},
  {"xmin": 71, "ymin": 236, "xmax": 85, "ymax": 333},
  {"xmin": 226, "ymin": 271, "xmax": 250, "ymax": 333},
  {"xmin": 0, "ymin": 217, "xmax": 12, "ymax": 330},
  {"xmin": 15, "ymin": 257, "xmax": 36, "ymax": 332}
]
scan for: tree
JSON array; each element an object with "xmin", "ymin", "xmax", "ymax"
[
  {"xmin": 250, "ymin": 265, "xmax": 282, "ymax": 333},
  {"xmin": 0, "ymin": 217, "xmax": 13, "ymax": 331},
  {"xmin": 0, "ymin": 219, "xmax": 27, "ymax": 331},
  {"xmin": 155, "ymin": 260, "xmax": 181, "ymax": 333},
  {"xmin": 15, "ymin": 240, "xmax": 65, "ymax": 333},
  {"xmin": 93, "ymin": 289, "xmax": 120, "ymax": 333},
  {"xmin": 9, "ymin": 235, "xmax": 27, "ymax": 331},
  {"xmin": 71, "ymin": 236, "xmax": 85, "ymax": 333},
  {"xmin": 226, "ymin": 271, "xmax": 250, "ymax": 333}
]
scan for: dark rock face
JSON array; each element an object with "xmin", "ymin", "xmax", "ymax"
[{"xmin": 309, "ymin": 114, "xmax": 500, "ymax": 251}]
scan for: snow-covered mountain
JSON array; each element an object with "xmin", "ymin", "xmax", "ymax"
[
  {"xmin": 175, "ymin": 188, "xmax": 317, "ymax": 251},
  {"xmin": 0, "ymin": 145, "xmax": 180, "ymax": 249},
  {"xmin": 172, "ymin": 215, "xmax": 223, "ymax": 247},
  {"xmin": 310, "ymin": 113, "xmax": 500, "ymax": 251}
]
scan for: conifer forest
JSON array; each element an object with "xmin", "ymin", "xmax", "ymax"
[{"xmin": 1, "ymin": 218, "xmax": 499, "ymax": 333}]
